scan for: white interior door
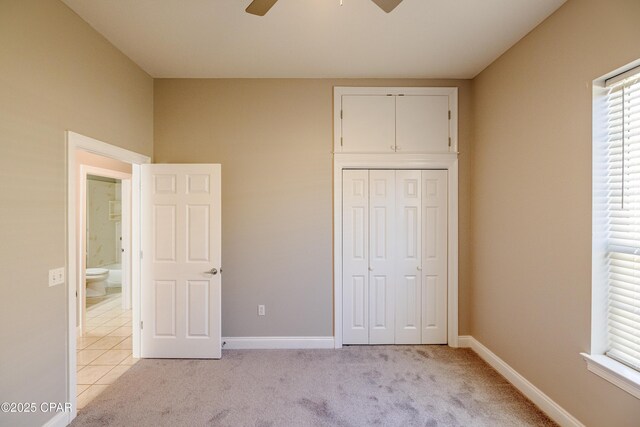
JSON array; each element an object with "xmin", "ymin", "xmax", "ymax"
[
  {"xmin": 341, "ymin": 95, "xmax": 396, "ymax": 153},
  {"xmin": 342, "ymin": 170, "xmax": 369, "ymax": 344},
  {"xmin": 368, "ymin": 170, "xmax": 396, "ymax": 344},
  {"xmin": 395, "ymin": 170, "xmax": 422, "ymax": 344},
  {"xmin": 421, "ymin": 170, "xmax": 448, "ymax": 344},
  {"xmin": 396, "ymin": 96, "xmax": 450, "ymax": 153},
  {"xmin": 141, "ymin": 164, "xmax": 221, "ymax": 358}
]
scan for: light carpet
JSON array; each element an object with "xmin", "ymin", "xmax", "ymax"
[{"xmin": 72, "ymin": 346, "xmax": 556, "ymax": 426}]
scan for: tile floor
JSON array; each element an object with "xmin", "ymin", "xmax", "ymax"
[{"xmin": 76, "ymin": 294, "xmax": 138, "ymax": 409}]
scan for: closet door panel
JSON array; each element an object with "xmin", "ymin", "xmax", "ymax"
[
  {"xmin": 343, "ymin": 170, "xmax": 370, "ymax": 344},
  {"xmin": 369, "ymin": 170, "xmax": 396, "ymax": 344},
  {"xmin": 396, "ymin": 95, "xmax": 450, "ymax": 153},
  {"xmin": 341, "ymin": 96, "xmax": 396, "ymax": 153},
  {"xmin": 395, "ymin": 170, "xmax": 422, "ymax": 344},
  {"xmin": 421, "ymin": 170, "xmax": 448, "ymax": 344}
]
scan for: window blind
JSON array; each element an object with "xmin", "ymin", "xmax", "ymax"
[{"xmin": 605, "ymin": 71, "xmax": 640, "ymax": 371}]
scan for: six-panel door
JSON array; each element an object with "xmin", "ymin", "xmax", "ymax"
[
  {"xmin": 342, "ymin": 169, "xmax": 448, "ymax": 345},
  {"xmin": 141, "ymin": 164, "xmax": 221, "ymax": 358}
]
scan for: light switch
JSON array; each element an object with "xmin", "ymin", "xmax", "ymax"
[{"xmin": 49, "ymin": 267, "xmax": 65, "ymax": 287}]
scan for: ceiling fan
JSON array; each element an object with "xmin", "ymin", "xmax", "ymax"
[{"xmin": 245, "ymin": 0, "xmax": 403, "ymax": 16}]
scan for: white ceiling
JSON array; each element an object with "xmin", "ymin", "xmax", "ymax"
[{"xmin": 62, "ymin": 0, "xmax": 566, "ymax": 79}]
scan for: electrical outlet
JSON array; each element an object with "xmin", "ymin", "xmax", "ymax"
[
  {"xmin": 49, "ymin": 267, "xmax": 65, "ymax": 287},
  {"xmin": 258, "ymin": 305, "xmax": 266, "ymax": 316}
]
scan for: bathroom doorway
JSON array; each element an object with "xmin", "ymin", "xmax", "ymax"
[
  {"xmin": 78, "ymin": 162, "xmax": 132, "ymax": 336},
  {"xmin": 76, "ymin": 161, "xmax": 134, "ymax": 409}
]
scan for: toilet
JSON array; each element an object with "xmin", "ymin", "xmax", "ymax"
[{"xmin": 86, "ymin": 268, "xmax": 109, "ymax": 297}]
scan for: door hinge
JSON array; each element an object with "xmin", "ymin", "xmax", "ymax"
[
  {"xmin": 140, "ymin": 250, "xmax": 143, "ymax": 259},
  {"xmin": 140, "ymin": 321, "xmax": 143, "ymax": 330},
  {"xmin": 448, "ymin": 137, "xmax": 452, "ymax": 147},
  {"xmin": 448, "ymin": 110, "xmax": 451, "ymax": 120},
  {"xmin": 340, "ymin": 136, "xmax": 343, "ymax": 147},
  {"xmin": 340, "ymin": 109, "xmax": 343, "ymax": 119}
]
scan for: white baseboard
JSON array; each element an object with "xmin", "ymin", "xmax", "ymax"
[
  {"xmin": 222, "ymin": 336, "xmax": 335, "ymax": 350},
  {"xmin": 42, "ymin": 412, "xmax": 70, "ymax": 427},
  {"xmin": 458, "ymin": 336, "xmax": 584, "ymax": 427}
]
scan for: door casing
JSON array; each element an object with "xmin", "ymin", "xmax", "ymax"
[{"xmin": 66, "ymin": 131, "xmax": 150, "ymax": 423}]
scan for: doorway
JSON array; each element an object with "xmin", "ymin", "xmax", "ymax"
[
  {"xmin": 78, "ymin": 164, "xmax": 132, "ymax": 335},
  {"xmin": 67, "ymin": 131, "xmax": 150, "ymax": 420},
  {"xmin": 77, "ymin": 166, "xmax": 132, "ymax": 409}
]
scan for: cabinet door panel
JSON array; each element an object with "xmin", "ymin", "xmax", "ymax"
[
  {"xmin": 395, "ymin": 170, "xmax": 422, "ymax": 344},
  {"xmin": 421, "ymin": 170, "xmax": 448, "ymax": 344},
  {"xmin": 396, "ymin": 95, "xmax": 450, "ymax": 153},
  {"xmin": 341, "ymin": 95, "xmax": 395, "ymax": 153},
  {"xmin": 342, "ymin": 170, "xmax": 370, "ymax": 344},
  {"xmin": 369, "ymin": 170, "xmax": 396, "ymax": 344}
]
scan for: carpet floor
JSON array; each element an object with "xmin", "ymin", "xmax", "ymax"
[{"xmin": 71, "ymin": 346, "xmax": 556, "ymax": 427}]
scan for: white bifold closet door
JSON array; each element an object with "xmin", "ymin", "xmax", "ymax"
[
  {"xmin": 343, "ymin": 169, "xmax": 447, "ymax": 345},
  {"xmin": 420, "ymin": 171, "xmax": 448, "ymax": 343},
  {"xmin": 395, "ymin": 170, "xmax": 422, "ymax": 344},
  {"xmin": 368, "ymin": 171, "xmax": 396, "ymax": 344},
  {"xmin": 342, "ymin": 170, "xmax": 370, "ymax": 344}
]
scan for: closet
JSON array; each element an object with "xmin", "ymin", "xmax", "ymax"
[{"xmin": 342, "ymin": 169, "xmax": 447, "ymax": 345}]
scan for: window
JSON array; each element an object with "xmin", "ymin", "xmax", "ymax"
[
  {"xmin": 585, "ymin": 63, "xmax": 640, "ymax": 399},
  {"xmin": 602, "ymin": 68, "xmax": 640, "ymax": 371}
]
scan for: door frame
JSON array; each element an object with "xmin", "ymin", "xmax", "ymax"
[
  {"xmin": 333, "ymin": 153, "xmax": 459, "ymax": 348},
  {"xmin": 67, "ymin": 131, "xmax": 150, "ymax": 421},
  {"xmin": 78, "ymin": 165, "xmax": 132, "ymax": 336}
]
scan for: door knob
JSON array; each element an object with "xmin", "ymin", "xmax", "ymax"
[
  {"xmin": 417, "ymin": 266, "xmax": 422, "ymax": 271},
  {"xmin": 205, "ymin": 268, "xmax": 218, "ymax": 275}
]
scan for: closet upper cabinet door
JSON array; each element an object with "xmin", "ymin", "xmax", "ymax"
[
  {"xmin": 341, "ymin": 95, "xmax": 396, "ymax": 153},
  {"xmin": 396, "ymin": 95, "xmax": 450, "ymax": 153}
]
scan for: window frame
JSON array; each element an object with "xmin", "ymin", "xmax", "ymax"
[{"xmin": 585, "ymin": 60, "xmax": 640, "ymax": 400}]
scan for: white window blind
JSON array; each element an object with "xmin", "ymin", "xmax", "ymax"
[{"xmin": 604, "ymin": 70, "xmax": 640, "ymax": 371}]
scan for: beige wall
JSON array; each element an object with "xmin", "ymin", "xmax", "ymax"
[
  {"xmin": 0, "ymin": 0, "xmax": 153, "ymax": 425},
  {"xmin": 470, "ymin": 0, "xmax": 640, "ymax": 425},
  {"xmin": 154, "ymin": 78, "xmax": 472, "ymax": 337}
]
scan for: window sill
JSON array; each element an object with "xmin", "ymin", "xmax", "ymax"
[{"xmin": 581, "ymin": 353, "xmax": 640, "ymax": 399}]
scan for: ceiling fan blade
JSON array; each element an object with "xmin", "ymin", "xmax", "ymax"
[
  {"xmin": 245, "ymin": 0, "xmax": 279, "ymax": 16},
  {"xmin": 370, "ymin": 0, "xmax": 403, "ymax": 13}
]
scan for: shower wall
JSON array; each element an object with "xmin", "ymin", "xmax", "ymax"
[{"xmin": 87, "ymin": 177, "xmax": 121, "ymax": 268}]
